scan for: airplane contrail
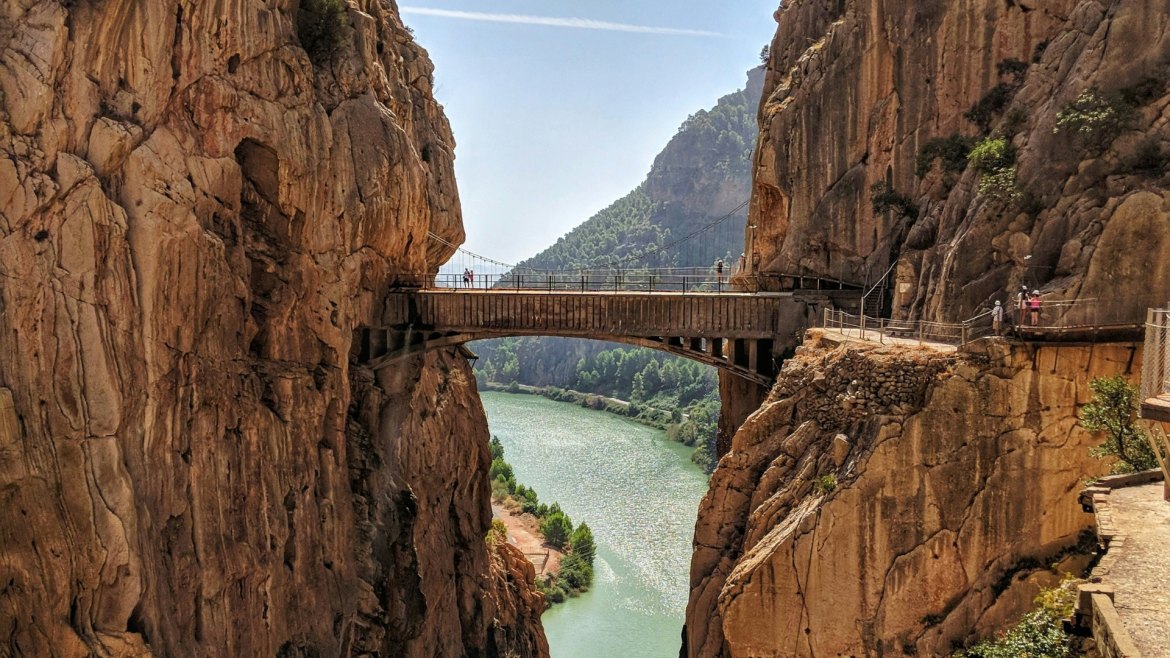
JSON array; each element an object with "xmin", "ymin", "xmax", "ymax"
[{"xmin": 399, "ymin": 7, "xmax": 726, "ymax": 38}]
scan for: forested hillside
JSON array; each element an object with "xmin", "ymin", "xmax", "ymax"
[
  {"xmin": 474, "ymin": 67, "xmax": 765, "ymax": 471},
  {"xmin": 507, "ymin": 67, "xmax": 763, "ymax": 272}
]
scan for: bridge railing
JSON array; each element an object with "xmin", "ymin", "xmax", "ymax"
[
  {"xmin": 823, "ymin": 309, "xmax": 992, "ymax": 346},
  {"xmin": 1143, "ymin": 308, "xmax": 1170, "ymax": 409},
  {"xmin": 396, "ymin": 270, "xmax": 862, "ymax": 294}
]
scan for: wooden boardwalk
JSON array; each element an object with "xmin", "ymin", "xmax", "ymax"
[{"xmin": 360, "ymin": 289, "xmax": 825, "ymax": 385}]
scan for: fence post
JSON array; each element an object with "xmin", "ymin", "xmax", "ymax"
[
  {"xmin": 880, "ymin": 319, "xmax": 885, "ymax": 345},
  {"xmin": 918, "ymin": 322, "xmax": 924, "ymax": 346},
  {"xmin": 650, "ymin": 275, "xmax": 655, "ymax": 293},
  {"xmin": 861, "ymin": 312, "xmax": 866, "ymax": 341}
]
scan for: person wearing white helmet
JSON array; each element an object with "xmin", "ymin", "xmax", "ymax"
[
  {"xmin": 1029, "ymin": 290, "xmax": 1042, "ymax": 326},
  {"xmin": 992, "ymin": 300, "xmax": 1004, "ymax": 335}
]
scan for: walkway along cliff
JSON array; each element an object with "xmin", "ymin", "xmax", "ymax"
[
  {"xmin": 686, "ymin": 0, "xmax": 1170, "ymax": 655},
  {"xmin": 0, "ymin": 1, "xmax": 546, "ymax": 655}
]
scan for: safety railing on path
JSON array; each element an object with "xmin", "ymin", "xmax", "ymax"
[
  {"xmin": 1142, "ymin": 308, "xmax": 1170, "ymax": 416},
  {"xmin": 395, "ymin": 270, "xmax": 862, "ymax": 294},
  {"xmin": 822, "ymin": 309, "xmax": 995, "ymax": 347}
]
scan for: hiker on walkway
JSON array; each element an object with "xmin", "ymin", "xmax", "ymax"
[
  {"xmin": 715, "ymin": 258, "xmax": 725, "ymax": 290},
  {"xmin": 992, "ymin": 300, "xmax": 1005, "ymax": 335},
  {"xmin": 1029, "ymin": 290, "xmax": 1042, "ymax": 326},
  {"xmin": 462, "ymin": 268, "xmax": 470, "ymax": 287},
  {"xmin": 1016, "ymin": 285, "xmax": 1028, "ymax": 325},
  {"xmin": 737, "ymin": 252, "xmax": 746, "ymax": 273},
  {"xmin": 469, "ymin": 269, "xmax": 475, "ymax": 288}
]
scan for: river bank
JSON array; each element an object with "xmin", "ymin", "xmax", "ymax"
[
  {"xmin": 481, "ymin": 391, "xmax": 708, "ymax": 658},
  {"xmin": 480, "ymin": 381, "xmax": 676, "ymax": 428},
  {"xmin": 493, "ymin": 501, "xmax": 563, "ymax": 576}
]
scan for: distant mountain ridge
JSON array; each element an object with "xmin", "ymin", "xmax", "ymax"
[{"xmin": 508, "ymin": 67, "xmax": 765, "ymax": 272}]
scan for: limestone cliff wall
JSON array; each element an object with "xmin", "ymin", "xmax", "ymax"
[
  {"xmin": 0, "ymin": 1, "xmax": 546, "ymax": 655},
  {"xmin": 688, "ymin": 334, "xmax": 1137, "ymax": 657},
  {"xmin": 751, "ymin": 0, "xmax": 1170, "ymax": 321}
]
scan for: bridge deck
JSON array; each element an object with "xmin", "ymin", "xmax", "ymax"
[
  {"xmin": 382, "ymin": 290, "xmax": 800, "ymax": 339},
  {"xmin": 364, "ymin": 289, "xmax": 830, "ymax": 386}
]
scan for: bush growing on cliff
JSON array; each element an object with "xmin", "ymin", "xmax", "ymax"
[
  {"xmin": 869, "ymin": 181, "xmax": 918, "ymax": 219},
  {"xmin": 1054, "ymin": 88, "xmax": 1135, "ymax": 153},
  {"xmin": 298, "ymin": 0, "xmax": 349, "ymax": 66},
  {"xmin": 916, "ymin": 135, "xmax": 976, "ymax": 178},
  {"xmin": 1081, "ymin": 376, "xmax": 1160, "ymax": 473},
  {"xmin": 968, "ymin": 138, "xmax": 1020, "ymax": 201},
  {"xmin": 954, "ymin": 578, "xmax": 1079, "ymax": 658}
]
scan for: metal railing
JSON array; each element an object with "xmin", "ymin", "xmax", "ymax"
[
  {"xmin": 822, "ymin": 309, "xmax": 995, "ymax": 347},
  {"xmin": 1142, "ymin": 308, "xmax": 1170, "ymax": 406},
  {"xmin": 394, "ymin": 269, "xmax": 862, "ymax": 294}
]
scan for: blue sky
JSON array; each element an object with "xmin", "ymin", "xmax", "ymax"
[{"xmin": 401, "ymin": 1, "xmax": 779, "ymax": 264}]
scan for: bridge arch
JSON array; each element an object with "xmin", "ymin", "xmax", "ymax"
[
  {"xmin": 357, "ymin": 290, "xmax": 843, "ymax": 386},
  {"xmin": 361, "ymin": 328, "xmax": 780, "ymax": 386}
]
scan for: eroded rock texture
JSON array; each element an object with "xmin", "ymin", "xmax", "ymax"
[
  {"xmin": 688, "ymin": 333, "xmax": 1136, "ymax": 657},
  {"xmin": 0, "ymin": 1, "xmax": 546, "ymax": 655},
  {"xmin": 751, "ymin": 0, "xmax": 1170, "ymax": 320}
]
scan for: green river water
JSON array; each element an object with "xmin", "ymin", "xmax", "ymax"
[{"xmin": 480, "ymin": 391, "xmax": 709, "ymax": 658}]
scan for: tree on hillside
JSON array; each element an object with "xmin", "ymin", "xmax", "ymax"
[
  {"xmin": 570, "ymin": 523, "xmax": 596, "ymax": 564},
  {"xmin": 540, "ymin": 511, "xmax": 573, "ymax": 549},
  {"xmin": 1080, "ymin": 376, "xmax": 1160, "ymax": 473}
]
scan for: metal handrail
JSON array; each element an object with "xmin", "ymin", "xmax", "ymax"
[
  {"xmin": 1142, "ymin": 308, "xmax": 1170, "ymax": 406},
  {"xmin": 394, "ymin": 270, "xmax": 865, "ymax": 294}
]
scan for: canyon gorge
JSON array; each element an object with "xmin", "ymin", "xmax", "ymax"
[{"xmin": 3, "ymin": 0, "xmax": 1169, "ymax": 656}]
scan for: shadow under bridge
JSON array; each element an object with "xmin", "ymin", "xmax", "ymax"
[{"xmin": 358, "ymin": 290, "xmax": 826, "ymax": 386}]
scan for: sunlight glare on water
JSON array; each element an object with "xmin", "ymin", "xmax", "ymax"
[{"xmin": 480, "ymin": 392, "xmax": 709, "ymax": 658}]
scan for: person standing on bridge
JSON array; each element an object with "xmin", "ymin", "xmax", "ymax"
[
  {"xmin": 715, "ymin": 258, "xmax": 725, "ymax": 291},
  {"xmin": 1016, "ymin": 285, "xmax": 1028, "ymax": 325},
  {"xmin": 992, "ymin": 300, "xmax": 1004, "ymax": 335},
  {"xmin": 1029, "ymin": 290, "xmax": 1042, "ymax": 326},
  {"xmin": 462, "ymin": 268, "xmax": 470, "ymax": 287},
  {"xmin": 469, "ymin": 269, "xmax": 475, "ymax": 288}
]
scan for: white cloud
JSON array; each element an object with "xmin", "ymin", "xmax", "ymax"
[{"xmin": 399, "ymin": 7, "xmax": 726, "ymax": 38}]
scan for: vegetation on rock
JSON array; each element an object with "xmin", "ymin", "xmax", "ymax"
[
  {"xmin": 1080, "ymin": 376, "xmax": 1161, "ymax": 473},
  {"xmin": 869, "ymin": 181, "xmax": 918, "ymax": 218},
  {"xmin": 487, "ymin": 437, "xmax": 597, "ymax": 605},
  {"xmin": 916, "ymin": 135, "xmax": 976, "ymax": 178},
  {"xmin": 953, "ymin": 578, "xmax": 1081, "ymax": 658},
  {"xmin": 968, "ymin": 137, "xmax": 1019, "ymax": 201},
  {"xmin": 298, "ymin": 0, "xmax": 348, "ymax": 66}
]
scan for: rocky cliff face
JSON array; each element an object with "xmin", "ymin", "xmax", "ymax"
[
  {"xmin": 0, "ymin": 1, "xmax": 545, "ymax": 655},
  {"xmin": 688, "ymin": 334, "xmax": 1133, "ymax": 657},
  {"xmin": 751, "ymin": 0, "xmax": 1170, "ymax": 320}
]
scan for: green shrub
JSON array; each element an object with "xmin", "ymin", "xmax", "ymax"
[
  {"xmin": 869, "ymin": 181, "xmax": 918, "ymax": 219},
  {"xmin": 298, "ymin": 0, "xmax": 348, "ymax": 66},
  {"xmin": 1054, "ymin": 88, "xmax": 1135, "ymax": 153},
  {"xmin": 916, "ymin": 135, "xmax": 976, "ymax": 178},
  {"xmin": 486, "ymin": 518, "xmax": 508, "ymax": 546},
  {"xmin": 558, "ymin": 553, "xmax": 594, "ymax": 590},
  {"xmin": 539, "ymin": 511, "xmax": 573, "ymax": 549},
  {"xmin": 996, "ymin": 58, "xmax": 1029, "ymax": 83},
  {"xmin": 969, "ymin": 138, "xmax": 1019, "ymax": 201},
  {"xmin": 968, "ymin": 138, "xmax": 1016, "ymax": 172},
  {"xmin": 570, "ymin": 523, "xmax": 596, "ymax": 564},
  {"xmin": 817, "ymin": 473, "xmax": 838, "ymax": 493},
  {"xmin": 1081, "ymin": 375, "xmax": 1161, "ymax": 473},
  {"xmin": 954, "ymin": 579, "xmax": 1080, "ymax": 658},
  {"xmin": 965, "ymin": 83, "xmax": 1017, "ymax": 132}
]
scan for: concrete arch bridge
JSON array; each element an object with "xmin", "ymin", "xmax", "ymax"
[{"xmin": 358, "ymin": 286, "xmax": 859, "ymax": 386}]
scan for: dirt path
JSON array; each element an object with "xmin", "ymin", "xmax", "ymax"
[{"xmin": 493, "ymin": 501, "xmax": 562, "ymax": 575}]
